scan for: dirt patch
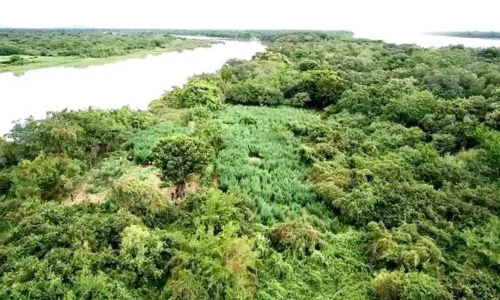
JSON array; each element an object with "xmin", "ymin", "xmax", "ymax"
[
  {"xmin": 212, "ymin": 172, "xmax": 220, "ymax": 189},
  {"xmin": 149, "ymin": 172, "xmax": 201, "ymax": 203},
  {"xmin": 188, "ymin": 121, "xmax": 196, "ymax": 131},
  {"xmin": 64, "ymin": 183, "xmax": 108, "ymax": 206},
  {"xmin": 249, "ymin": 156, "xmax": 262, "ymax": 163}
]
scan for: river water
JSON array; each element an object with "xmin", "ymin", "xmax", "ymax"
[
  {"xmin": 354, "ymin": 31, "xmax": 500, "ymax": 48},
  {"xmin": 1, "ymin": 33, "xmax": 500, "ymax": 135},
  {"xmin": 0, "ymin": 40, "xmax": 265, "ymax": 135}
]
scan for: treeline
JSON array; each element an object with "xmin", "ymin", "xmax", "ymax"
[
  {"xmin": 159, "ymin": 29, "xmax": 354, "ymax": 41},
  {"xmin": 1, "ymin": 30, "xmax": 500, "ymax": 299},
  {"xmin": 431, "ymin": 31, "xmax": 500, "ymax": 40},
  {"xmin": 0, "ymin": 29, "xmax": 185, "ymax": 58}
]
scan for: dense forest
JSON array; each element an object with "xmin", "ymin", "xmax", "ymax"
[
  {"xmin": 159, "ymin": 29, "xmax": 353, "ymax": 41},
  {"xmin": 1, "ymin": 30, "xmax": 500, "ymax": 299},
  {"xmin": 0, "ymin": 29, "xmax": 213, "ymax": 72},
  {"xmin": 432, "ymin": 31, "xmax": 500, "ymax": 40}
]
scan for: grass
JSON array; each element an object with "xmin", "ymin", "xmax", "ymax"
[
  {"xmin": 208, "ymin": 106, "xmax": 372, "ymax": 299},
  {"xmin": 0, "ymin": 39, "xmax": 214, "ymax": 74},
  {"xmin": 126, "ymin": 124, "xmax": 190, "ymax": 164},
  {"xmin": 212, "ymin": 105, "xmax": 340, "ymax": 230}
]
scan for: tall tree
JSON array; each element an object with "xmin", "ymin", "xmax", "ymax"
[{"xmin": 153, "ymin": 135, "xmax": 213, "ymax": 201}]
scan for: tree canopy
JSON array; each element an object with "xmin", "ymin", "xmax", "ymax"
[{"xmin": 1, "ymin": 30, "xmax": 500, "ymax": 299}]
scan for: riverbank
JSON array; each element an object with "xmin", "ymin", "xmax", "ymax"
[{"xmin": 0, "ymin": 39, "xmax": 215, "ymax": 74}]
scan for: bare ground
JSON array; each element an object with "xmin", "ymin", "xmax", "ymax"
[{"xmin": 64, "ymin": 183, "xmax": 108, "ymax": 206}]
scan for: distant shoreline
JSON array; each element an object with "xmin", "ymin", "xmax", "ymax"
[{"xmin": 0, "ymin": 36, "xmax": 214, "ymax": 74}]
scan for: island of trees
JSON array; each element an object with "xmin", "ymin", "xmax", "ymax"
[{"xmin": 0, "ymin": 30, "xmax": 499, "ymax": 299}]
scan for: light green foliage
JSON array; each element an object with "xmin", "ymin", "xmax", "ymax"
[
  {"xmin": 109, "ymin": 177, "xmax": 168, "ymax": 225},
  {"xmin": 373, "ymin": 271, "xmax": 451, "ymax": 300},
  {"xmin": 193, "ymin": 120, "xmax": 225, "ymax": 153},
  {"xmin": 366, "ymin": 222, "xmax": 443, "ymax": 272},
  {"xmin": 11, "ymin": 153, "xmax": 84, "ymax": 200},
  {"xmin": 126, "ymin": 124, "xmax": 189, "ymax": 164},
  {"xmin": 258, "ymin": 230, "xmax": 373, "ymax": 300},
  {"xmin": 214, "ymin": 106, "xmax": 320, "ymax": 224},
  {"xmin": 163, "ymin": 190, "xmax": 259, "ymax": 300},
  {"xmin": 153, "ymin": 135, "xmax": 214, "ymax": 184},
  {"xmin": 475, "ymin": 126, "xmax": 500, "ymax": 176},
  {"xmin": 90, "ymin": 151, "xmax": 135, "ymax": 186},
  {"xmin": 269, "ymin": 221, "xmax": 321, "ymax": 254},
  {"xmin": 253, "ymin": 51, "xmax": 291, "ymax": 64},
  {"xmin": 383, "ymin": 91, "xmax": 438, "ymax": 127}
]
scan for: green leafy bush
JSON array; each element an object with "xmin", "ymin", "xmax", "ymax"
[{"xmin": 11, "ymin": 153, "xmax": 84, "ymax": 201}]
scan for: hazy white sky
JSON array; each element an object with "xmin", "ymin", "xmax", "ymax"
[{"xmin": 2, "ymin": 0, "xmax": 500, "ymax": 33}]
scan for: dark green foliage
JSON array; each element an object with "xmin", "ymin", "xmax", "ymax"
[
  {"xmin": 433, "ymin": 31, "xmax": 500, "ymax": 40},
  {"xmin": 225, "ymin": 80, "xmax": 285, "ymax": 106},
  {"xmin": 153, "ymin": 135, "xmax": 214, "ymax": 185},
  {"xmin": 0, "ymin": 29, "xmax": 185, "ymax": 58},
  {"xmin": 160, "ymin": 78, "xmax": 223, "ymax": 109},
  {"xmin": 285, "ymin": 69, "xmax": 345, "ymax": 108},
  {"xmin": 383, "ymin": 91, "xmax": 438, "ymax": 127},
  {"xmin": 155, "ymin": 29, "xmax": 353, "ymax": 41}
]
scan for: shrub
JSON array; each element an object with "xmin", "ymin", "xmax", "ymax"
[
  {"xmin": 109, "ymin": 177, "xmax": 167, "ymax": 223},
  {"xmin": 373, "ymin": 271, "xmax": 451, "ymax": 300},
  {"xmin": 269, "ymin": 221, "xmax": 321, "ymax": 254},
  {"xmin": 160, "ymin": 79, "xmax": 223, "ymax": 109},
  {"xmin": 285, "ymin": 69, "xmax": 345, "ymax": 108},
  {"xmin": 225, "ymin": 80, "xmax": 285, "ymax": 106},
  {"xmin": 11, "ymin": 153, "xmax": 84, "ymax": 201}
]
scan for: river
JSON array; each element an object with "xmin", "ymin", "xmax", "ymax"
[
  {"xmin": 2, "ymin": 33, "xmax": 500, "ymax": 135},
  {"xmin": 354, "ymin": 31, "xmax": 500, "ymax": 48},
  {"xmin": 0, "ymin": 40, "xmax": 265, "ymax": 135}
]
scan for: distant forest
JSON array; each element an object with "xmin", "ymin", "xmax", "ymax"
[{"xmin": 432, "ymin": 31, "xmax": 500, "ymax": 40}]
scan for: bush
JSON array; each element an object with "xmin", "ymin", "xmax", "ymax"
[
  {"xmin": 269, "ymin": 221, "xmax": 321, "ymax": 254},
  {"xmin": 160, "ymin": 78, "xmax": 223, "ymax": 109},
  {"xmin": 109, "ymin": 177, "xmax": 168, "ymax": 224},
  {"xmin": 225, "ymin": 80, "xmax": 285, "ymax": 106},
  {"xmin": 285, "ymin": 69, "xmax": 345, "ymax": 108},
  {"xmin": 11, "ymin": 153, "xmax": 84, "ymax": 201},
  {"xmin": 373, "ymin": 271, "xmax": 451, "ymax": 300}
]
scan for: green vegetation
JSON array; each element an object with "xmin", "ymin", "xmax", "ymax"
[
  {"xmin": 1, "ymin": 30, "xmax": 500, "ymax": 299},
  {"xmin": 160, "ymin": 29, "xmax": 353, "ymax": 41},
  {"xmin": 154, "ymin": 135, "xmax": 214, "ymax": 201},
  {"xmin": 0, "ymin": 29, "xmax": 214, "ymax": 73}
]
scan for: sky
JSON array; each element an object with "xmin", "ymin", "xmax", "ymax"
[{"xmin": 2, "ymin": 0, "xmax": 500, "ymax": 34}]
